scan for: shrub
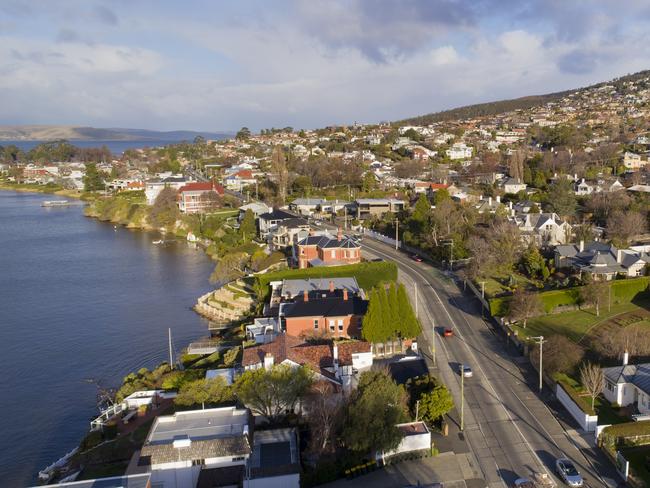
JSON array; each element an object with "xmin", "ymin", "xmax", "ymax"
[{"xmin": 601, "ymin": 421, "xmax": 650, "ymax": 450}]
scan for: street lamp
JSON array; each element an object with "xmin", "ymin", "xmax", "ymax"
[
  {"xmin": 442, "ymin": 240, "xmax": 453, "ymax": 271},
  {"xmin": 394, "ymin": 218, "xmax": 399, "ymax": 250},
  {"xmin": 530, "ymin": 335, "xmax": 546, "ymax": 392}
]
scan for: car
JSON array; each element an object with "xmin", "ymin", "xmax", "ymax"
[
  {"xmin": 514, "ymin": 472, "xmax": 556, "ymax": 488},
  {"xmin": 555, "ymin": 458, "xmax": 583, "ymax": 487},
  {"xmin": 443, "ymin": 328, "xmax": 454, "ymax": 337},
  {"xmin": 459, "ymin": 364, "xmax": 473, "ymax": 378},
  {"xmin": 410, "ymin": 254, "xmax": 423, "ymax": 262}
]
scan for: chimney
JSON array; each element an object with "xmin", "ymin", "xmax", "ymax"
[
  {"xmin": 303, "ymin": 290, "xmax": 309, "ymax": 302},
  {"xmin": 343, "ymin": 289, "xmax": 349, "ymax": 301},
  {"xmin": 579, "ymin": 240, "xmax": 584, "ymax": 252},
  {"xmin": 329, "ymin": 280, "xmax": 335, "ymax": 292},
  {"xmin": 496, "ymin": 195, "xmax": 501, "ymax": 203},
  {"xmin": 623, "ymin": 350, "xmax": 629, "ymax": 366},
  {"xmin": 337, "ymin": 227, "xmax": 343, "ymax": 242},
  {"xmin": 488, "ymin": 196, "xmax": 492, "ymax": 206},
  {"xmin": 333, "ymin": 342, "xmax": 339, "ymax": 365},
  {"xmin": 264, "ymin": 353, "xmax": 274, "ymax": 370},
  {"xmin": 617, "ymin": 249, "xmax": 623, "ymax": 264}
]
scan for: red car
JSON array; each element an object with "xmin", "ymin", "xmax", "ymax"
[
  {"xmin": 410, "ymin": 254, "xmax": 423, "ymax": 262},
  {"xmin": 443, "ymin": 328, "xmax": 454, "ymax": 337}
]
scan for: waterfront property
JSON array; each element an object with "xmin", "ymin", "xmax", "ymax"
[
  {"xmin": 554, "ymin": 241, "xmax": 650, "ymax": 280},
  {"xmin": 177, "ymin": 181, "xmax": 225, "ymax": 213},
  {"xmin": 296, "ymin": 229, "xmax": 361, "ymax": 269}
]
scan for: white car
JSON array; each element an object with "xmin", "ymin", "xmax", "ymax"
[
  {"xmin": 514, "ymin": 472, "xmax": 556, "ymax": 488},
  {"xmin": 555, "ymin": 458, "xmax": 583, "ymax": 487},
  {"xmin": 460, "ymin": 364, "xmax": 473, "ymax": 378}
]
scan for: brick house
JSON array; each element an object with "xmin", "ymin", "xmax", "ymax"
[
  {"xmin": 295, "ymin": 229, "xmax": 361, "ymax": 269},
  {"xmin": 282, "ymin": 288, "xmax": 368, "ymax": 339},
  {"xmin": 177, "ymin": 181, "xmax": 225, "ymax": 214}
]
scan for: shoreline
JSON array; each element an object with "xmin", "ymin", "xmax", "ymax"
[{"xmin": 0, "ymin": 182, "xmax": 86, "ymax": 200}]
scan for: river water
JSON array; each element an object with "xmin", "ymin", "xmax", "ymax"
[{"xmin": 0, "ymin": 191, "xmax": 215, "ymax": 486}]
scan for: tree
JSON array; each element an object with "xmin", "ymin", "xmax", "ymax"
[
  {"xmin": 198, "ymin": 190, "xmax": 222, "ymax": 212},
  {"xmin": 547, "ymin": 179, "xmax": 577, "ymax": 218},
  {"xmin": 580, "ymin": 279, "xmax": 609, "ymax": 317},
  {"xmin": 239, "ymin": 209, "xmax": 256, "ymax": 240},
  {"xmin": 222, "ymin": 346, "xmax": 240, "ymax": 367},
  {"xmin": 419, "ymin": 384, "xmax": 454, "ymax": 424},
  {"xmin": 83, "ymin": 163, "xmax": 105, "ymax": 192},
  {"xmin": 210, "ymin": 252, "xmax": 248, "ymax": 284},
  {"xmin": 507, "ymin": 287, "xmax": 542, "ymax": 327},
  {"xmin": 271, "ymin": 145, "xmax": 289, "ymax": 204},
  {"xmin": 341, "ymin": 370, "xmax": 407, "ymax": 454},
  {"xmin": 606, "ymin": 210, "xmax": 646, "ymax": 246},
  {"xmin": 397, "ymin": 283, "xmax": 421, "ymax": 338},
  {"xmin": 234, "ymin": 364, "xmax": 313, "ymax": 420},
  {"xmin": 521, "ymin": 245, "xmax": 547, "ymax": 280},
  {"xmin": 531, "ymin": 335, "xmax": 584, "ymax": 375},
  {"xmin": 580, "ymin": 361, "xmax": 604, "ymax": 410},
  {"xmin": 304, "ymin": 382, "xmax": 343, "ymax": 457},
  {"xmin": 175, "ymin": 377, "xmax": 233, "ymax": 408},
  {"xmin": 148, "ymin": 186, "xmax": 180, "ymax": 229},
  {"xmin": 434, "ymin": 187, "xmax": 451, "ymax": 205},
  {"xmin": 235, "ymin": 127, "xmax": 251, "ymax": 140}
]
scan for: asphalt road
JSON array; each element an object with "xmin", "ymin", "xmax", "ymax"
[{"xmin": 360, "ymin": 237, "xmax": 621, "ymax": 488}]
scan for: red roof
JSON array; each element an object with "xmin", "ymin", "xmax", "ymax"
[
  {"xmin": 178, "ymin": 182, "xmax": 224, "ymax": 194},
  {"xmin": 428, "ymin": 183, "xmax": 449, "ymax": 190},
  {"xmin": 230, "ymin": 169, "xmax": 253, "ymax": 179}
]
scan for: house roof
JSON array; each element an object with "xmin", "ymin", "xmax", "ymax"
[
  {"xmin": 297, "ymin": 233, "xmax": 360, "ymax": 249},
  {"xmin": 280, "ymin": 277, "xmax": 360, "ymax": 298},
  {"xmin": 603, "ymin": 363, "xmax": 650, "ymax": 395},
  {"xmin": 259, "ymin": 209, "xmax": 299, "ymax": 221},
  {"xmin": 228, "ymin": 169, "xmax": 254, "ymax": 179},
  {"xmin": 291, "ymin": 198, "xmax": 326, "ymax": 206},
  {"xmin": 178, "ymin": 182, "xmax": 225, "ymax": 194},
  {"xmin": 283, "ymin": 290, "xmax": 368, "ymax": 318},
  {"xmin": 139, "ymin": 436, "xmax": 250, "ymax": 466}
]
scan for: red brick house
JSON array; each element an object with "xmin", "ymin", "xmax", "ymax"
[
  {"xmin": 177, "ymin": 181, "xmax": 225, "ymax": 214},
  {"xmin": 296, "ymin": 229, "xmax": 361, "ymax": 269},
  {"xmin": 282, "ymin": 288, "xmax": 367, "ymax": 339}
]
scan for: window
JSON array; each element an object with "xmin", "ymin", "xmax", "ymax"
[
  {"xmin": 192, "ymin": 459, "xmax": 205, "ymax": 466},
  {"xmin": 313, "ymin": 319, "xmax": 319, "ymax": 329},
  {"xmin": 338, "ymin": 319, "xmax": 344, "ymax": 331},
  {"xmin": 232, "ymin": 456, "xmax": 245, "ymax": 462},
  {"xmin": 605, "ymin": 381, "xmax": 615, "ymax": 392},
  {"xmin": 331, "ymin": 250, "xmax": 336, "ymax": 258},
  {"xmin": 329, "ymin": 319, "xmax": 335, "ymax": 331}
]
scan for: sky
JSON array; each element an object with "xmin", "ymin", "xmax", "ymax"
[{"xmin": 1, "ymin": 0, "xmax": 650, "ymax": 132}]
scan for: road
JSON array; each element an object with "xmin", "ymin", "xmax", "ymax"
[{"xmin": 360, "ymin": 237, "xmax": 620, "ymax": 488}]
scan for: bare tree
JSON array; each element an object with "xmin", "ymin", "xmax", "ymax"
[
  {"xmin": 579, "ymin": 280, "xmax": 609, "ymax": 317},
  {"xmin": 531, "ymin": 335, "xmax": 584, "ymax": 375},
  {"xmin": 580, "ymin": 361, "xmax": 604, "ymax": 410},
  {"xmin": 606, "ymin": 210, "xmax": 647, "ymax": 246},
  {"xmin": 271, "ymin": 145, "xmax": 289, "ymax": 204},
  {"xmin": 508, "ymin": 287, "xmax": 542, "ymax": 327},
  {"xmin": 304, "ymin": 382, "xmax": 343, "ymax": 457}
]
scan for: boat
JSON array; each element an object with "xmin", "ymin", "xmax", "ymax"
[
  {"xmin": 152, "ymin": 239, "xmax": 164, "ymax": 245},
  {"xmin": 38, "ymin": 447, "xmax": 78, "ymax": 482},
  {"xmin": 41, "ymin": 200, "xmax": 71, "ymax": 207}
]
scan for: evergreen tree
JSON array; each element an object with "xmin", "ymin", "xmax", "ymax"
[
  {"xmin": 239, "ymin": 209, "xmax": 256, "ymax": 240},
  {"xmin": 378, "ymin": 285, "xmax": 391, "ymax": 341},
  {"xmin": 397, "ymin": 283, "xmax": 421, "ymax": 338},
  {"xmin": 362, "ymin": 288, "xmax": 383, "ymax": 343},
  {"xmin": 388, "ymin": 282, "xmax": 399, "ymax": 332}
]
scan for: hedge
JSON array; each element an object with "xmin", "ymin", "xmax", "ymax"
[
  {"xmin": 254, "ymin": 261, "xmax": 398, "ymax": 301},
  {"xmin": 555, "ymin": 374, "xmax": 595, "ymax": 416},
  {"xmin": 488, "ymin": 277, "xmax": 650, "ymax": 317},
  {"xmin": 601, "ymin": 421, "xmax": 650, "ymax": 449}
]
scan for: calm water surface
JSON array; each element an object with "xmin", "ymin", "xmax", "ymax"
[{"xmin": 0, "ymin": 191, "xmax": 214, "ymax": 486}]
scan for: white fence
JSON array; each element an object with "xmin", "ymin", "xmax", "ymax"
[
  {"xmin": 362, "ymin": 228, "xmax": 401, "ymax": 248},
  {"xmin": 556, "ymin": 382, "xmax": 598, "ymax": 432}
]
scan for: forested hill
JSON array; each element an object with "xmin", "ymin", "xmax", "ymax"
[{"xmin": 397, "ymin": 69, "xmax": 650, "ymax": 126}]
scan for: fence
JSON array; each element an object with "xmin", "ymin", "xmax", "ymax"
[{"xmin": 555, "ymin": 382, "xmax": 598, "ymax": 432}]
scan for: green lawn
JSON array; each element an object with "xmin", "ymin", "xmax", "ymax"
[
  {"xmin": 510, "ymin": 301, "xmax": 650, "ymax": 343},
  {"xmin": 481, "ymin": 273, "xmax": 537, "ymax": 298},
  {"xmin": 621, "ymin": 446, "xmax": 650, "ymax": 486}
]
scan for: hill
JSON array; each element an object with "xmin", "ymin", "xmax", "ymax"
[
  {"xmin": 397, "ymin": 69, "xmax": 650, "ymax": 126},
  {"xmin": 0, "ymin": 125, "xmax": 232, "ymax": 141}
]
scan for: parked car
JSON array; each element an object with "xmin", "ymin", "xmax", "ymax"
[
  {"xmin": 555, "ymin": 458, "xmax": 583, "ymax": 487},
  {"xmin": 459, "ymin": 364, "xmax": 473, "ymax": 378},
  {"xmin": 443, "ymin": 328, "xmax": 454, "ymax": 337},
  {"xmin": 410, "ymin": 254, "xmax": 423, "ymax": 262}
]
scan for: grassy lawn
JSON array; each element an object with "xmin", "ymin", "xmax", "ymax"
[
  {"xmin": 621, "ymin": 446, "xmax": 650, "ymax": 486},
  {"xmin": 595, "ymin": 396, "xmax": 628, "ymax": 425},
  {"xmin": 555, "ymin": 373, "xmax": 629, "ymax": 424},
  {"xmin": 482, "ymin": 273, "xmax": 537, "ymax": 298},
  {"xmin": 511, "ymin": 301, "xmax": 650, "ymax": 343}
]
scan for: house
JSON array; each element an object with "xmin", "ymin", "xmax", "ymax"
[
  {"xmin": 355, "ymin": 198, "xmax": 405, "ymax": 219},
  {"xmin": 145, "ymin": 176, "xmax": 188, "ymax": 205},
  {"xmin": 258, "ymin": 209, "xmax": 301, "ymax": 238},
  {"xmin": 281, "ymin": 288, "xmax": 368, "ymax": 338},
  {"xmin": 603, "ymin": 353, "xmax": 650, "ymax": 415},
  {"xmin": 289, "ymin": 198, "xmax": 326, "ymax": 216},
  {"xmin": 245, "ymin": 428, "xmax": 301, "ymax": 488},
  {"xmin": 446, "ymin": 142, "xmax": 473, "ymax": 160},
  {"xmin": 513, "ymin": 212, "xmax": 572, "ymax": 246},
  {"xmin": 177, "ymin": 181, "xmax": 225, "ymax": 214},
  {"xmin": 575, "ymin": 178, "xmax": 599, "ymax": 195},
  {"xmin": 554, "ymin": 241, "xmax": 650, "ymax": 280},
  {"xmin": 269, "ymin": 217, "xmax": 310, "ymax": 250},
  {"xmin": 224, "ymin": 169, "xmax": 257, "ymax": 192},
  {"xmin": 136, "ymin": 406, "xmax": 251, "ymax": 488},
  {"xmin": 245, "ymin": 317, "xmax": 281, "ymax": 344},
  {"xmin": 377, "ymin": 422, "xmax": 431, "ymax": 462},
  {"xmin": 242, "ymin": 333, "xmax": 372, "ymax": 390},
  {"xmin": 295, "ymin": 230, "xmax": 361, "ymax": 269},
  {"xmin": 623, "ymin": 151, "xmax": 648, "ymax": 170},
  {"xmin": 502, "ymin": 177, "xmax": 527, "ymax": 194},
  {"xmin": 41, "ymin": 474, "xmax": 151, "ymax": 488},
  {"xmin": 474, "ymin": 195, "xmax": 508, "ymax": 214},
  {"xmin": 238, "ymin": 201, "xmax": 272, "ymax": 221},
  {"xmin": 270, "ymin": 277, "xmax": 361, "ymax": 305}
]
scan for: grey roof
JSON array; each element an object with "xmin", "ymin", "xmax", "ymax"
[
  {"xmin": 140, "ymin": 436, "xmax": 250, "ymax": 465},
  {"xmin": 259, "ymin": 209, "xmax": 298, "ymax": 221},
  {"xmin": 249, "ymin": 428, "xmax": 300, "ymax": 479},
  {"xmin": 297, "ymin": 233, "xmax": 360, "ymax": 249},
  {"xmin": 603, "ymin": 363, "xmax": 650, "ymax": 395},
  {"xmin": 32, "ymin": 474, "xmax": 151, "ymax": 488},
  {"xmin": 280, "ymin": 277, "xmax": 360, "ymax": 298},
  {"xmin": 290, "ymin": 198, "xmax": 326, "ymax": 206}
]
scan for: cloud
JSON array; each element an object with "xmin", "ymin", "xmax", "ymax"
[
  {"xmin": 93, "ymin": 5, "xmax": 118, "ymax": 25},
  {"xmin": 557, "ymin": 49, "xmax": 599, "ymax": 75}
]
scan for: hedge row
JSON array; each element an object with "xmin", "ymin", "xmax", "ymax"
[
  {"xmin": 488, "ymin": 277, "xmax": 650, "ymax": 317},
  {"xmin": 556, "ymin": 376, "xmax": 595, "ymax": 416},
  {"xmin": 602, "ymin": 421, "xmax": 650, "ymax": 448},
  {"xmin": 254, "ymin": 261, "xmax": 398, "ymax": 301}
]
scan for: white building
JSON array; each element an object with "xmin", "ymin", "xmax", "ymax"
[
  {"xmin": 623, "ymin": 151, "xmax": 648, "ymax": 170},
  {"xmin": 145, "ymin": 176, "xmax": 188, "ymax": 205},
  {"xmin": 446, "ymin": 143, "xmax": 473, "ymax": 160},
  {"xmin": 603, "ymin": 353, "xmax": 650, "ymax": 415},
  {"xmin": 377, "ymin": 421, "xmax": 431, "ymax": 462}
]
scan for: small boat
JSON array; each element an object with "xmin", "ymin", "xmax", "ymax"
[
  {"xmin": 152, "ymin": 239, "xmax": 164, "ymax": 245},
  {"xmin": 41, "ymin": 200, "xmax": 71, "ymax": 207}
]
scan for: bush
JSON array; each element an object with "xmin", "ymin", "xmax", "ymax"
[
  {"xmin": 611, "ymin": 277, "xmax": 650, "ymax": 303},
  {"xmin": 601, "ymin": 421, "xmax": 650, "ymax": 450},
  {"xmin": 254, "ymin": 261, "xmax": 398, "ymax": 301}
]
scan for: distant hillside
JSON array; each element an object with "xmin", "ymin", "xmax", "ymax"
[
  {"xmin": 0, "ymin": 125, "xmax": 232, "ymax": 141},
  {"xmin": 397, "ymin": 69, "xmax": 650, "ymax": 126}
]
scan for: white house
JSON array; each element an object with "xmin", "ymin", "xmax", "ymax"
[
  {"xmin": 377, "ymin": 421, "xmax": 431, "ymax": 462},
  {"xmin": 145, "ymin": 176, "xmax": 188, "ymax": 205},
  {"xmin": 446, "ymin": 143, "xmax": 473, "ymax": 160},
  {"xmin": 603, "ymin": 353, "xmax": 650, "ymax": 415},
  {"xmin": 503, "ymin": 177, "xmax": 527, "ymax": 194},
  {"xmin": 623, "ymin": 151, "xmax": 648, "ymax": 170}
]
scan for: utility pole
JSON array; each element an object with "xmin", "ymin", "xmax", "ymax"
[
  {"xmin": 394, "ymin": 219, "xmax": 399, "ymax": 250},
  {"xmin": 460, "ymin": 369, "xmax": 464, "ymax": 431},
  {"xmin": 443, "ymin": 239, "xmax": 453, "ymax": 270},
  {"xmin": 168, "ymin": 328, "xmax": 174, "ymax": 370},
  {"xmin": 479, "ymin": 281, "xmax": 486, "ymax": 318},
  {"xmin": 531, "ymin": 335, "xmax": 545, "ymax": 392},
  {"xmin": 415, "ymin": 282, "xmax": 418, "ymax": 317}
]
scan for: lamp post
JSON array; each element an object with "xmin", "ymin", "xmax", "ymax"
[
  {"xmin": 394, "ymin": 218, "xmax": 399, "ymax": 250},
  {"xmin": 460, "ymin": 368, "xmax": 464, "ymax": 431},
  {"xmin": 442, "ymin": 240, "xmax": 453, "ymax": 271},
  {"xmin": 531, "ymin": 335, "xmax": 545, "ymax": 392}
]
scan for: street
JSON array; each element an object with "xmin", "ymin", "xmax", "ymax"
[{"xmin": 359, "ymin": 237, "xmax": 621, "ymax": 488}]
